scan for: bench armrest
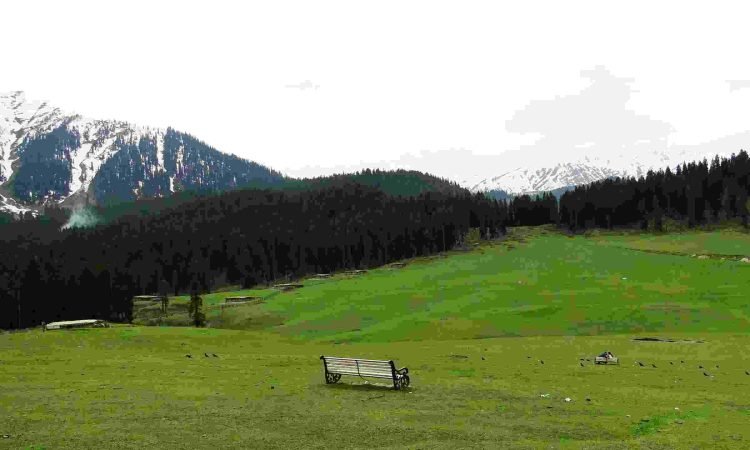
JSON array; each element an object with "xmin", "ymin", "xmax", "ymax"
[{"xmin": 396, "ymin": 367, "xmax": 409, "ymax": 376}]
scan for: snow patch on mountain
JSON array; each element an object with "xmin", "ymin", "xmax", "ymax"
[
  {"xmin": 471, "ymin": 145, "xmax": 740, "ymax": 197},
  {"xmin": 156, "ymin": 132, "xmax": 165, "ymax": 172},
  {"xmin": 0, "ymin": 91, "xmax": 188, "ymax": 207},
  {"xmin": 0, "ymin": 91, "xmax": 65, "ymax": 184},
  {"xmin": 0, "ymin": 193, "xmax": 37, "ymax": 217},
  {"xmin": 66, "ymin": 118, "xmax": 130, "ymax": 196}
]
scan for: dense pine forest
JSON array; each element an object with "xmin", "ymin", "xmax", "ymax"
[
  {"xmin": 0, "ymin": 179, "xmax": 518, "ymax": 329},
  {"xmin": 559, "ymin": 150, "xmax": 750, "ymax": 230}
]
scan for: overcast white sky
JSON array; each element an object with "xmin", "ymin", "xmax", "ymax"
[{"xmin": 2, "ymin": 1, "xmax": 750, "ymax": 185}]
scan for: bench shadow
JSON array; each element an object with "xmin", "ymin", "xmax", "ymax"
[{"xmin": 323, "ymin": 381, "xmax": 412, "ymax": 393}]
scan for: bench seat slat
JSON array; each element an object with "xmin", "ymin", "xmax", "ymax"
[
  {"xmin": 326, "ymin": 370, "xmax": 391, "ymax": 375},
  {"xmin": 323, "ymin": 358, "xmax": 393, "ymax": 364},
  {"xmin": 327, "ymin": 365, "xmax": 391, "ymax": 371},
  {"xmin": 326, "ymin": 363, "xmax": 392, "ymax": 369},
  {"xmin": 327, "ymin": 368, "xmax": 392, "ymax": 374},
  {"xmin": 330, "ymin": 372, "xmax": 393, "ymax": 380},
  {"xmin": 326, "ymin": 368, "xmax": 393, "ymax": 375}
]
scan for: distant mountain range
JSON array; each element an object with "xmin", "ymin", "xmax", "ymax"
[
  {"xmin": 0, "ymin": 91, "xmax": 285, "ymax": 216},
  {"xmin": 4, "ymin": 91, "xmax": 746, "ymax": 217},
  {"xmin": 470, "ymin": 145, "xmax": 743, "ymax": 198}
]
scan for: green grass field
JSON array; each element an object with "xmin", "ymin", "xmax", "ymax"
[{"xmin": 3, "ymin": 226, "xmax": 750, "ymax": 449}]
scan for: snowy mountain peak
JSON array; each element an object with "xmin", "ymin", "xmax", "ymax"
[
  {"xmin": 471, "ymin": 144, "xmax": 739, "ymax": 198},
  {"xmin": 471, "ymin": 162, "xmax": 623, "ymax": 195},
  {"xmin": 0, "ymin": 91, "xmax": 283, "ymax": 218}
]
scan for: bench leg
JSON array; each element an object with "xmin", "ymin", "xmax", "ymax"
[
  {"xmin": 325, "ymin": 372, "xmax": 341, "ymax": 384},
  {"xmin": 394, "ymin": 375, "xmax": 410, "ymax": 390}
]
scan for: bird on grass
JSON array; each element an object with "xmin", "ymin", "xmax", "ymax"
[
  {"xmin": 204, "ymin": 353, "xmax": 210, "ymax": 358},
  {"xmin": 637, "ymin": 361, "xmax": 645, "ymax": 367},
  {"xmin": 745, "ymin": 370, "xmax": 749, "ymax": 376},
  {"xmin": 212, "ymin": 353, "xmax": 219, "ymax": 358},
  {"xmin": 652, "ymin": 364, "xmax": 657, "ymax": 369},
  {"xmin": 580, "ymin": 362, "xmax": 585, "ymax": 367},
  {"xmin": 703, "ymin": 372, "xmax": 711, "ymax": 377},
  {"xmin": 698, "ymin": 365, "xmax": 703, "ymax": 369},
  {"xmin": 715, "ymin": 365, "xmax": 719, "ymax": 369},
  {"xmin": 681, "ymin": 360, "xmax": 685, "ymax": 364},
  {"xmin": 670, "ymin": 362, "xmax": 674, "ymax": 365},
  {"xmin": 185, "ymin": 354, "xmax": 192, "ymax": 358},
  {"xmin": 481, "ymin": 356, "xmax": 485, "ymax": 361},
  {"xmin": 539, "ymin": 360, "xmax": 545, "ymax": 365}
]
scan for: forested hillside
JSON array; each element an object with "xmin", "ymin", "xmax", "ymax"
[
  {"xmin": 0, "ymin": 181, "xmax": 509, "ymax": 329},
  {"xmin": 559, "ymin": 150, "xmax": 750, "ymax": 229}
]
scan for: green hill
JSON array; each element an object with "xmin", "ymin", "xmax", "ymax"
[{"xmin": 137, "ymin": 226, "xmax": 750, "ymax": 342}]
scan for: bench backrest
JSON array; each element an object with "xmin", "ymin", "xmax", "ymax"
[{"xmin": 321, "ymin": 356, "xmax": 395, "ymax": 379}]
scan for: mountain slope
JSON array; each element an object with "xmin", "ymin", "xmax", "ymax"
[
  {"xmin": 0, "ymin": 91, "xmax": 284, "ymax": 214},
  {"xmin": 471, "ymin": 146, "xmax": 740, "ymax": 197},
  {"xmin": 472, "ymin": 162, "xmax": 622, "ymax": 196}
]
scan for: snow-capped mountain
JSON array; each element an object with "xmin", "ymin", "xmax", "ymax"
[
  {"xmin": 0, "ymin": 91, "xmax": 283, "ymax": 217},
  {"xmin": 471, "ymin": 163, "xmax": 622, "ymax": 196},
  {"xmin": 471, "ymin": 146, "xmax": 740, "ymax": 197}
]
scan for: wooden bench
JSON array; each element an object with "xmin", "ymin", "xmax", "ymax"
[
  {"xmin": 320, "ymin": 356, "xmax": 410, "ymax": 390},
  {"xmin": 595, "ymin": 356, "xmax": 619, "ymax": 365}
]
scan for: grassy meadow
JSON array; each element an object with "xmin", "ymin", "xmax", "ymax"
[{"xmin": 3, "ymin": 226, "xmax": 750, "ymax": 449}]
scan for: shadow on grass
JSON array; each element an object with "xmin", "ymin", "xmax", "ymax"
[{"xmin": 323, "ymin": 381, "xmax": 412, "ymax": 394}]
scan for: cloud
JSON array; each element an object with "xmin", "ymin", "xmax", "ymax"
[
  {"xmin": 284, "ymin": 80, "xmax": 320, "ymax": 90},
  {"xmin": 282, "ymin": 147, "xmax": 504, "ymax": 187},
  {"xmin": 727, "ymin": 80, "xmax": 750, "ymax": 92},
  {"xmin": 504, "ymin": 65, "xmax": 674, "ymax": 166}
]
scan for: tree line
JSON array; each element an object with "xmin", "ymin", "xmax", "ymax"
[
  {"xmin": 559, "ymin": 151, "xmax": 750, "ymax": 230},
  {"xmin": 2, "ymin": 179, "xmax": 560, "ymax": 329}
]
